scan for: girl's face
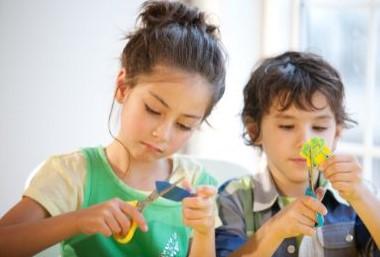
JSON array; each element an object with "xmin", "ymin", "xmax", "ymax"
[
  {"xmin": 253, "ymin": 91, "xmax": 342, "ymax": 187},
  {"xmin": 116, "ymin": 65, "xmax": 212, "ymax": 162}
]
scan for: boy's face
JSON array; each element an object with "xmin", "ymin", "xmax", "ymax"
[{"xmin": 253, "ymin": 91, "xmax": 341, "ymax": 187}]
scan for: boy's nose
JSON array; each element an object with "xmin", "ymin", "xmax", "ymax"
[{"xmin": 297, "ymin": 128, "xmax": 314, "ymax": 147}]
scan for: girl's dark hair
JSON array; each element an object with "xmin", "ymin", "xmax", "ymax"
[
  {"xmin": 121, "ymin": 0, "xmax": 226, "ymax": 118},
  {"xmin": 242, "ymin": 51, "xmax": 356, "ymax": 147}
]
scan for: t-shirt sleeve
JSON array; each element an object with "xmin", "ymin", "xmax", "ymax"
[
  {"xmin": 215, "ymin": 179, "xmax": 250, "ymax": 257},
  {"xmin": 23, "ymin": 151, "xmax": 87, "ymax": 216}
]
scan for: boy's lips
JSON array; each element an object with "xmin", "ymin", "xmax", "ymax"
[{"xmin": 289, "ymin": 157, "xmax": 307, "ymax": 165}]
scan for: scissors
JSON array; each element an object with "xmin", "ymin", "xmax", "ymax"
[
  {"xmin": 300, "ymin": 137, "xmax": 332, "ymax": 227},
  {"xmin": 114, "ymin": 176, "xmax": 187, "ymax": 244},
  {"xmin": 305, "ymin": 146, "xmax": 324, "ymax": 227}
]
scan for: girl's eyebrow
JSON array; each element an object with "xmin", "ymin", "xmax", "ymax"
[
  {"xmin": 315, "ymin": 115, "xmax": 334, "ymax": 120},
  {"xmin": 149, "ymin": 91, "xmax": 202, "ymax": 119}
]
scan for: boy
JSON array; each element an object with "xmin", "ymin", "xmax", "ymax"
[{"xmin": 215, "ymin": 51, "xmax": 380, "ymax": 257}]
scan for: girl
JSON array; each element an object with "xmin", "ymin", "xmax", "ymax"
[{"xmin": 0, "ymin": 1, "xmax": 226, "ymax": 257}]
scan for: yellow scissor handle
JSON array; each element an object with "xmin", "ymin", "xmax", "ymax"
[{"xmin": 114, "ymin": 200, "xmax": 139, "ymax": 244}]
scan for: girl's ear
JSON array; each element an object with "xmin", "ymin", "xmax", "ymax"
[
  {"xmin": 332, "ymin": 124, "xmax": 343, "ymax": 151},
  {"xmin": 115, "ymin": 68, "xmax": 130, "ymax": 103}
]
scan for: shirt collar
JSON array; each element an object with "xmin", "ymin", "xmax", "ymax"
[
  {"xmin": 252, "ymin": 163, "xmax": 279, "ymax": 212},
  {"xmin": 252, "ymin": 158, "xmax": 348, "ymax": 212}
]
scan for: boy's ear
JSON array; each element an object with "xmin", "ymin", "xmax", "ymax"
[
  {"xmin": 332, "ymin": 124, "xmax": 343, "ymax": 151},
  {"xmin": 115, "ymin": 68, "xmax": 131, "ymax": 103},
  {"xmin": 245, "ymin": 119, "xmax": 262, "ymax": 145}
]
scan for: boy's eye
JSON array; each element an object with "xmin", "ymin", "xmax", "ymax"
[
  {"xmin": 145, "ymin": 104, "xmax": 160, "ymax": 115},
  {"xmin": 177, "ymin": 123, "xmax": 192, "ymax": 131},
  {"xmin": 313, "ymin": 126, "xmax": 328, "ymax": 132},
  {"xmin": 279, "ymin": 125, "xmax": 294, "ymax": 130}
]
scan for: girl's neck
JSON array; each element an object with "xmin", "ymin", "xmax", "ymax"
[{"xmin": 105, "ymin": 141, "xmax": 171, "ymax": 191}]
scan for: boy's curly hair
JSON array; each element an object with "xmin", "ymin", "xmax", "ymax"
[{"xmin": 242, "ymin": 51, "xmax": 356, "ymax": 147}]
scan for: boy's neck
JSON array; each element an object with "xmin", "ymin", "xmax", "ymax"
[{"xmin": 269, "ymin": 171, "xmax": 308, "ymax": 198}]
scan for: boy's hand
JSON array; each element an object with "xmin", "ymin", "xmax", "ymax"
[
  {"xmin": 182, "ymin": 185, "xmax": 216, "ymax": 236},
  {"xmin": 270, "ymin": 191, "xmax": 327, "ymax": 239},
  {"xmin": 320, "ymin": 154, "xmax": 364, "ymax": 202},
  {"xmin": 74, "ymin": 198, "xmax": 148, "ymax": 237}
]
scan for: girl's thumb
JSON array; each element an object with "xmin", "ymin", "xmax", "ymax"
[{"xmin": 196, "ymin": 186, "xmax": 217, "ymax": 198}]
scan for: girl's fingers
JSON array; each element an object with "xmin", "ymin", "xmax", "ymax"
[
  {"xmin": 104, "ymin": 214, "xmax": 121, "ymax": 236},
  {"xmin": 112, "ymin": 209, "xmax": 132, "ymax": 236},
  {"xmin": 183, "ymin": 206, "xmax": 213, "ymax": 220},
  {"xmin": 98, "ymin": 223, "xmax": 113, "ymax": 237},
  {"xmin": 183, "ymin": 217, "xmax": 213, "ymax": 228},
  {"xmin": 196, "ymin": 186, "xmax": 216, "ymax": 198},
  {"xmin": 181, "ymin": 178, "xmax": 193, "ymax": 192},
  {"xmin": 183, "ymin": 197, "xmax": 211, "ymax": 209},
  {"xmin": 120, "ymin": 202, "xmax": 148, "ymax": 232}
]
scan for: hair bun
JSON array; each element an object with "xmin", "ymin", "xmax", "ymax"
[{"xmin": 139, "ymin": 1, "xmax": 217, "ymax": 35}]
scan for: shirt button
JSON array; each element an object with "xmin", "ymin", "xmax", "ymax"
[
  {"xmin": 345, "ymin": 234, "xmax": 354, "ymax": 242},
  {"xmin": 287, "ymin": 244, "xmax": 296, "ymax": 254}
]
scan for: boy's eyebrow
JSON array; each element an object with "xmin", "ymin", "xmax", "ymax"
[
  {"xmin": 274, "ymin": 114, "xmax": 295, "ymax": 119},
  {"xmin": 149, "ymin": 91, "xmax": 202, "ymax": 119},
  {"xmin": 274, "ymin": 113, "xmax": 334, "ymax": 120}
]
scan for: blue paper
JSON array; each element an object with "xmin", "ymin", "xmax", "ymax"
[{"xmin": 155, "ymin": 181, "xmax": 194, "ymax": 201}]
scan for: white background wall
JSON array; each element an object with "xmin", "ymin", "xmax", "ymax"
[{"xmin": 0, "ymin": 0, "xmax": 261, "ymax": 216}]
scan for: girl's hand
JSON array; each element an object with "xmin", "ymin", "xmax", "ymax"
[
  {"xmin": 74, "ymin": 198, "xmax": 147, "ymax": 237},
  {"xmin": 270, "ymin": 190, "xmax": 328, "ymax": 239},
  {"xmin": 320, "ymin": 154, "xmax": 364, "ymax": 202},
  {"xmin": 182, "ymin": 186, "xmax": 216, "ymax": 236}
]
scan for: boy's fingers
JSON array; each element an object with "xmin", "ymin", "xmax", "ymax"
[
  {"xmin": 302, "ymin": 196, "xmax": 328, "ymax": 215},
  {"xmin": 315, "ymin": 187, "xmax": 326, "ymax": 201}
]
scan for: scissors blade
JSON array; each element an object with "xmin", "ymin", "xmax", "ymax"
[
  {"xmin": 308, "ymin": 146, "xmax": 314, "ymax": 192},
  {"xmin": 136, "ymin": 176, "xmax": 186, "ymax": 212}
]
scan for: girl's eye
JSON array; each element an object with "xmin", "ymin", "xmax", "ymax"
[
  {"xmin": 177, "ymin": 123, "xmax": 192, "ymax": 131},
  {"xmin": 313, "ymin": 126, "xmax": 328, "ymax": 132},
  {"xmin": 279, "ymin": 125, "xmax": 294, "ymax": 130},
  {"xmin": 145, "ymin": 104, "xmax": 160, "ymax": 115}
]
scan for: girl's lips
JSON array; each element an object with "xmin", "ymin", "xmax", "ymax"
[{"xmin": 142, "ymin": 142, "xmax": 164, "ymax": 153}]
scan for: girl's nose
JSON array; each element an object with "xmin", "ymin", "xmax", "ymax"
[{"xmin": 152, "ymin": 121, "xmax": 172, "ymax": 142}]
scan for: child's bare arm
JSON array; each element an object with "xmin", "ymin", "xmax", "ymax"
[
  {"xmin": 321, "ymin": 154, "xmax": 380, "ymax": 249},
  {"xmin": 184, "ymin": 186, "xmax": 217, "ymax": 257},
  {"xmin": 228, "ymin": 195, "xmax": 327, "ymax": 257},
  {"xmin": 349, "ymin": 186, "xmax": 380, "ymax": 249},
  {"xmin": 0, "ymin": 197, "xmax": 79, "ymax": 257},
  {"xmin": 0, "ymin": 197, "xmax": 147, "ymax": 257}
]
